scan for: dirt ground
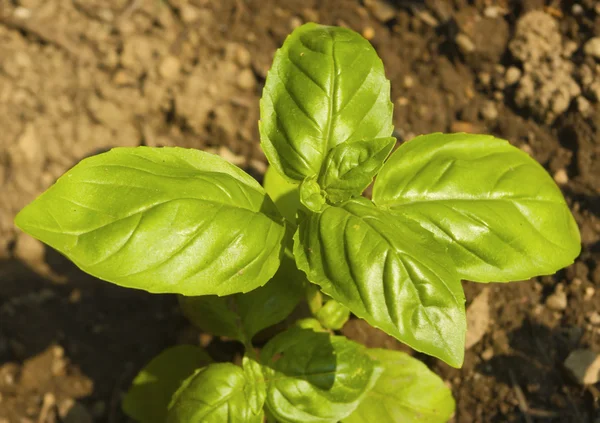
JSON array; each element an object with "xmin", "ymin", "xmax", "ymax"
[{"xmin": 0, "ymin": 0, "xmax": 599, "ymax": 422}]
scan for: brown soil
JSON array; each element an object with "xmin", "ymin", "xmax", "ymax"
[{"xmin": 1, "ymin": 0, "xmax": 599, "ymax": 422}]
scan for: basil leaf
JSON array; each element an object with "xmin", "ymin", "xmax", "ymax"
[
  {"xmin": 167, "ymin": 363, "xmax": 263, "ymax": 423},
  {"xmin": 264, "ymin": 165, "xmax": 301, "ymax": 223},
  {"xmin": 15, "ymin": 147, "xmax": 286, "ymax": 296},
  {"xmin": 261, "ymin": 327, "xmax": 382, "ymax": 423},
  {"xmin": 294, "ymin": 198, "xmax": 466, "ymax": 367},
  {"xmin": 179, "ymin": 251, "xmax": 304, "ymax": 342},
  {"xmin": 315, "ymin": 299, "xmax": 351, "ymax": 330},
  {"xmin": 179, "ymin": 295, "xmax": 241, "ymax": 340},
  {"xmin": 319, "ymin": 137, "xmax": 396, "ymax": 203},
  {"xmin": 237, "ymin": 251, "xmax": 305, "ymax": 340},
  {"xmin": 243, "ymin": 356, "xmax": 267, "ymax": 415},
  {"xmin": 260, "ymin": 23, "xmax": 393, "ymax": 182},
  {"xmin": 122, "ymin": 345, "xmax": 212, "ymax": 423},
  {"xmin": 373, "ymin": 133, "xmax": 581, "ymax": 282},
  {"xmin": 343, "ymin": 349, "xmax": 455, "ymax": 423},
  {"xmin": 300, "ymin": 176, "xmax": 327, "ymax": 212}
]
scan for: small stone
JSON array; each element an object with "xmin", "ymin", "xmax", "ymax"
[
  {"xmin": 249, "ymin": 159, "xmax": 267, "ymax": 175},
  {"xmin": 519, "ymin": 143, "xmax": 533, "ymax": 156},
  {"xmin": 553, "ymin": 168, "xmax": 568, "ymax": 185},
  {"xmin": 234, "ymin": 46, "xmax": 252, "ymax": 68},
  {"xmin": 584, "ymin": 286, "xmax": 595, "ymax": 300},
  {"xmin": 362, "ymin": 27, "xmax": 375, "ymax": 40},
  {"xmin": 290, "ymin": 16, "xmax": 303, "ymax": 29},
  {"xmin": 69, "ymin": 289, "xmax": 82, "ymax": 303},
  {"xmin": 14, "ymin": 232, "xmax": 45, "ymax": 265},
  {"xmin": 179, "ymin": 4, "xmax": 199, "ymax": 23},
  {"xmin": 13, "ymin": 7, "xmax": 32, "ymax": 19},
  {"xmin": 403, "ymin": 75, "xmax": 414, "ymax": 88},
  {"xmin": 364, "ymin": 0, "xmax": 397, "ymax": 22},
  {"xmin": 505, "ymin": 66, "xmax": 522, "ymax": 85},
  {"xmin": 564, "ymin": 349, "xmax": 600, "ymax": 385},
  {"xmin": 588, "ymin": 311, "xmax": 600, "ymax": 325},
  {"xmin": 481, "ymin": 347, "xmax": 494, "ymax": 361},
  {"xmin": 237, "ymin": 69, "xmax": 256, "ymax": 90},
  {"xmin": 481, "ymin": 101, "xmax": 498, "ymax": 121},
  {"xmin": 483, "ymin": 6, "xmax": 500, "ymax": 19},
  {"xmin": 577, "ymin": 96, "xmax": 591, "ymax": 117},
  {"xmin": 584, "ymin": 37, "xmax": 600, "ymax": 59},
  {"xmin": 546, "ymin": 284, "xmax": 567, "ymax": 310},
  {"xmin": 218, "ymin": 146, "xmax": 245, "ymax": 166},
  {"xmin": 465, "ymin": 288, "xmax": 490, "ymax": 349},
  {"xmin": 596, "ymin": 4, "xmax": 600, "ymax": 14},
  {"xmin": 572, "ymin": 4, "xmax": 584, "ymax": 15},
  {"xmin": 396, "ymin": 97, "xmax": 408, "ymax": 106},
  {"xmin": 478, "ymin": 72, "xmax": 491, "ymax": 86},
  {"xmin": 159, "ymin": 56, "xmax": 181, "ymax": 80},
  {"xmin": 456, "ymin": 33, "xmax": 475, "ymax": 53}
]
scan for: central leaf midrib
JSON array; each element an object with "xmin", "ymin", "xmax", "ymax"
[{"xmin": 323, "ymin": 30, "xmax": 338, "ymax": 158}]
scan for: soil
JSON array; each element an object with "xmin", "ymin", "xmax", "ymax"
[{"xmin": 0, "ymin": 0, "xmax": 599, "ymax": 422}]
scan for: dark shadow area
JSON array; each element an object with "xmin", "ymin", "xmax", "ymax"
[
  {"xmin": 0, "ymin": 247, "xmax": 186, "ymax": 422},
  {"xmin": 474, "ymin": 319, "xmax": 597, "ymax": 423}
]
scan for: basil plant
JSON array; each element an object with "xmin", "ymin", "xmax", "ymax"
[{"xmin": 15, "ymin": 23, "xmax": 580, "ymax": 423}]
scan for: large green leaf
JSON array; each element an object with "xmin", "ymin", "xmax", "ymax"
[
  {"xmin": 122, "ymin": 345, "xmax": 212, "ymax": 423},
  {"xmin": 179, "ymin": 250, "xmax": 304, "ymax": 342},
  {"xmin": 260, "ymin": 23, "xmax": 393, "ymax": 182},
  {"xmin": 15, "ymin": 147, "xmax": 286, "ymax": 296},
  {"xmin": 294, "ymin": 198, "xmax": 466, "ymax": 367},
  {"xmin": 373, "ymin": 133, "xmax": 581, "ymax": 282},
  {"xmin": 167, "ymin": 363, "xmax": 263, "ymax": 423},
  {"xmin": 343, "ymin": 349, "xmax": 455, "ymax": 423},
  {"xmin": 319, "ymin": 137, "xmax": 396, "ymax": 203},
  {"xmin": 261, "ymin": 327, "xmax": 382, "ymax": 423}
]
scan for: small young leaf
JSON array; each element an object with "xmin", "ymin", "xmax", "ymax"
[
  {"xmin": 300, "ymin": 176, "xmax": 326, "ymax": 212},
  {"xmin": 243, "ymin": 356, "xmax": 267, "ymax": 415},
  {"xmin": 15, "ymin": 147, "xmax": 286, "ymax": 296},
  {"xmin": 319, "ymin": 137, "xmax": 396, "ymax": 203},
  {"xmin": 294, "ymin": 198, "xmax": 466, "ymax": 367},
  {"xmin": 261, "ymin": 327, "xmax": 382, "ymax": 423},
  {"xmin": 260, "ymin": 23, "xmax": 393, "ymax": 182},
  {"xmin": 373, "ymin": 133, "xmax": 581, "ymax": 282},
  {"xmin": 122, "ymin": 345, "xmax": 212, "ymax": 423},
  {"xmin": 343, "ymin": 349, "xmax": 455, "ymax": 423},
  {"xmin": 167, "ymin": 363, "xmax": 263, "ymax": 423},
  {"xmin": 315, "ymin": 299, "xmax": 351, "ymax": 330}
]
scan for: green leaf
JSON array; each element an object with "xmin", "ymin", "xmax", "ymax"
[
  {"xmin": 264, "ymin": 165, "xmax": 301, "ymax": 223},
  {"xmin": 260, "ymin": 23, "xmax": 393, "ymax": 182},
  {"xmin": 319, "ymin": 137, "xmax": 396, "ymax": 203},
  {"xmin": 237, "ymin": 252, "xmax": 305, "ymax": 340},
  {"xmin": 15, "ymin": 147, "xmax": 286, "ymax": 296},
  {"xmin": 178, "ymin": 295, "xmax": 241, "ymax": 340},
  {"xmin": 122, "ymin": 345, "xmax": 212, "ymax": 423},
  {"xmin": 167, "ymin": 363, "xmax": 263, "ymax": 423},
  {"xmin": 315, "ymin": 299, "xmax": 351, "ymax": 330},
  {"xmin": 243, "ymin": 356, "xmax": 267, "ymax": 415},
  {"xmin": 261, "ymin": 327, "xmax": 382, "ymax": 423},
  {"xmin": 373, "ymin": 133, "xmax": 581, "ymax": 282},
  {"xmin": 343, "ymin": 349, "xmax": 455, "ymax": 423},
  {"xmin": 179, "ymin": 252, "xmax": 304, "ymax": 342},
  {"xmin": 294, "ymin": 198, "xmax": 466, "ymax": 367},
  {"xmin": 300, "ymin": 176, "xmax": 327, "ymax": 212}
]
